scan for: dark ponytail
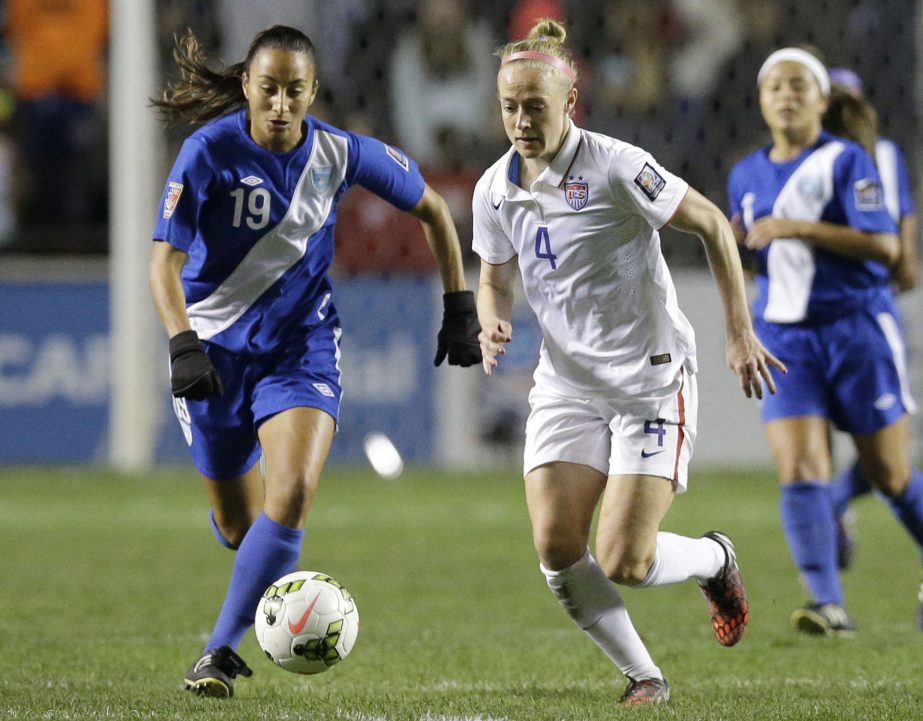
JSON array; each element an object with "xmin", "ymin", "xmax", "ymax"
[{"xmin": 151, "ymin": 25, "xmax": 317, "ymax": 126}]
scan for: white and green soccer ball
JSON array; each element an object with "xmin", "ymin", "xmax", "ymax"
[{"xmin": 254, "ymin": 571, "xmax": 359, "ymax": 675}]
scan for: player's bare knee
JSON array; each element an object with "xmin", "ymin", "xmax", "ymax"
[
  {"xmin": 597, "ymin": 549, "xmax": 653, "ymax": 586},
  {"xmin": 778, "ymin": 457, "xmax": 829, "ymax": 484},
  {"xmin": 533, "ymin": 528, "xmax": 586, "ymax": 571},
  {"xmin": 864, "ymin": 460, "xmax": 911, "ymax": 498}
]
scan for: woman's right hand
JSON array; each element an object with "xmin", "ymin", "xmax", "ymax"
[{"xmin": 479, "ymin": 320, "xmax": 513, "ymax": 377}]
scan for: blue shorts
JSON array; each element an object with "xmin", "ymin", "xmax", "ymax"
[
  {"xmin": 756, "ymin": 295, "xmax": 915, "ymax": 435},
  {"xmin": 171, "ymin": 322, "xmax": 343, "ymax": 480}
]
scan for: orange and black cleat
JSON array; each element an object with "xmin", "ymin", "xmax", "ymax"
[{"xmin": 699, "ymin": 531, "xmax": 749, "ymax": 647}]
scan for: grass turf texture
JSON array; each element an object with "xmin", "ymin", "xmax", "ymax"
[{"xmin": 1, "ymin": 465, "xmax": 920, "ymax": 720}]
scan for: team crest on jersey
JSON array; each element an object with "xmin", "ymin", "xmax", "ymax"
[
  {"xmin": 311, "ymin": 166, "xmax": 334, "ymax": 193},
  {"xmin": 564, "ymin": 175, "xmax": 589, "ymax": 211},
  {"xmin": 162, "ymin": 181, "xmax": 183, "ymax": 219},
  {"xmin": 634, "ymin": 163, "xmax": 666, "ymax": 201},
  {"xmin": 385, "ymin": 144, "xmax": 410, "ymax": 172},
  {"xmin": 797, "ymin": 174, "xmax": 823, "ymax": 202},
  {"xmin": 853, "ymin": 178, "xmax": 884, "ymax": 211}
]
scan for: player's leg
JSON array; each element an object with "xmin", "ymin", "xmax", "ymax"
[
  {"xmin": 522, "ymin": 388, "xmax": 667, "ymax": 702},
  {"xmin": 832, "ymin": 299, "xmax": 920, "ymax": 623},
  {"xmin": 765, "ymin": 416, "xmax": 854, "ymax": 635},
  {"xmin": 853, "ymin": 414, "xmax": 923, "ymax": 626},
  {"xmin": 202, "ymin": 465, "xmax": 264, "ymax": 550},
  {"xmin": 828, "ymin": 460, "xmax": 867, "ymax": 569},
  {"xmin": 202, "ymin": 407, "xmax": 334, "ymax": 652},
  {"xmin": 526, "ymin": 462, "xmax": 667, "ymax": 696}
]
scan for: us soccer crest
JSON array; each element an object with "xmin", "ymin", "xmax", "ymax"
[{"xmin": 564, "ymin": 175, "xmax": 589, "ymax": 211}]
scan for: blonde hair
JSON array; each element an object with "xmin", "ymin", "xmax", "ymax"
[{"xmin": 497, "ymin": 18, "xmax": 577, "ymax": 87}]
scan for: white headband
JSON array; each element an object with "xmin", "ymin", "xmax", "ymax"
[{"xmin": 757, "ymin": 48, "xmax": 830, "ymax": 96}]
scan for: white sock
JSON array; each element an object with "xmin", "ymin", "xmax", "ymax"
[
  {"xmin": 541, "ymin": 550, "xmax": 662, "ymax": 681},
  {"xmin": 637, "ymin": 532, "xmax": 724, "ymax": 587}
]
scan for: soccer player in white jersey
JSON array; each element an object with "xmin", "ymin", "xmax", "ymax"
[
  {"xmin": 473, "ymin": 19, "xmax": 783, "ymax": 705},
  {"xmin": 727, "ymin": 48, "xmax": 923, "ymax": 637},
  {"xmin": 148, "ymin": 26, "xmax": 481, "ymax": 697}
]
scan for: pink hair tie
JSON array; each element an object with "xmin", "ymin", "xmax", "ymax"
[{"xmin": 502, "ymin": 50, "xmax": 576, "ymax": 83}]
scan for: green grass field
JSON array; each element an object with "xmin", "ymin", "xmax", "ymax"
[{"xmin": 1, "ymin": 464, "xmax": 921, "ymax": 720}]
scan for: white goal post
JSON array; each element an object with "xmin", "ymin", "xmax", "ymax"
[{"xmin": 108, "ymin": 0, "xmax": 163, "ymax": 471}]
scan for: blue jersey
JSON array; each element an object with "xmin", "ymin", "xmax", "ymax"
[
  {"xmin": 153, "ymin": 110, "xmax": 425, "ymax": 353},
  {"xmin": 728, "ymin": 131, "xmax": 896, "ymax": 324},
  {"xmin": 875, "ymin": 137, "xmax": 915, "ymax": 224}
]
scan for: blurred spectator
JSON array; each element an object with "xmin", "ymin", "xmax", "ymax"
[
  {"xmin": 389, "ymin": 0, "xmax": 502, "ymax": 170},
  {"xmin": 703, "ymin": 0, "xmax": 783, "ymax": 198},
  {"xmin": 5, "ymin": 0, "xmax": 108, "ymax": 226},
  {"xmin": 575, "ymin": 0, "xmax": 681, "ymax": 166}
]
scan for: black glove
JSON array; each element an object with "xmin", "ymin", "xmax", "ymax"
[
  {"xmin": 168, "ymin": 330, "xmax": 223, "ymax": 400},
  {"xmin": 434, "ymin": 290, "xmax": 482, "ymax": 367}
]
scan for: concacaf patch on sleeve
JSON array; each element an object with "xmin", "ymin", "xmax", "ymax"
[
  {"xmin": 385, "ymin": 144, "xmax": 409, "ymax": 172},
  {"xmin": 163, "ymin": 181, "xmax": 184, "ymax": 219},
  {"xmin": 853, "ymin": 178, "xmax": 884, "ymax": 211},
  {"xmin": 634, "ymin": 163, "xmax": 666, "ymax": 201}
]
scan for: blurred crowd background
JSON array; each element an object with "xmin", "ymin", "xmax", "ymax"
[{"xmin": 0, "ymin": 0, "xmax": 916, "ymax": 270}]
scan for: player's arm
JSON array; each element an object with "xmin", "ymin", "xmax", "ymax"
[
  {"xmin": 408, "ymin": 183, "xmax": 481, "ymax": 367},
  {"xmin": 668, "ymin": 187, "xmax": 786, "ymax": 399},
  {"xmin": 148, "ymin": 240, "xmax": 222, "ymax": 399},
  {"xmin": 742, "ymin": 217, "xmax": 899, "ymax": 265},
  {"xmin": 893, "ymin": 214, "xmax": 919, "ymax": 292},
  {"xmin": 476, "ymin": 256, "xmax": 517, "ymax": 377}
]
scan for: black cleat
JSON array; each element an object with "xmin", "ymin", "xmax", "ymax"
[
  {"xmin": 699, "ymin": 531, "xmax": 749, "ymax": 647},
  {"xmin": 183, "ymin": 645, "xmax": 253, "ymax": 698},
  {"xmin": 791, "ymin": 603, "xmax": 857, "ymax": 637},
  {"xmin": 619, "ymin": 677, "xmax": 670, "ymax": 705}
]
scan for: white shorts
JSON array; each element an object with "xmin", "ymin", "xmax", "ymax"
[{"xmin": 523, "ymin": 369, "xmax": 698, "ymax": 492}]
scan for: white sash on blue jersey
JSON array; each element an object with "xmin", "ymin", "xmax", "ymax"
[
  {"xmin": 187, "ymin": 130, "xmax": 349, "ymax": 340},
  {"xmin": 874, "ymin": 139, "xmax": 900, "ymax": 225},
  {"xmin": 764, "ymin": 141, "xmax": 845, "ymax": 323}
]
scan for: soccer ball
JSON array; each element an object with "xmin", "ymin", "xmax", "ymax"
[{"xmin": 254, "ymin": 571, "xmax": 359, "ymax": 674}]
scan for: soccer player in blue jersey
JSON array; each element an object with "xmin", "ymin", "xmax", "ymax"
[
  {"xmin": 727, "ymin": 48, "xmax": 922, "ymax": 636},
  {"xmin": 820, "ymin": 72, "xmax": 921, "ymax": 608},
  {"xmin": 149, "ymin": 26, "xmax": 481, "ymax": 697}
]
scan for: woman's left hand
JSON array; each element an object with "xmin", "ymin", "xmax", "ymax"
[
  {"xmin": 726, "ymin": 330, "xmax": 787, "ymax": 399},
  {"xmin": 744, "ymin": 217, "xmax": 802, "ymax": 250}
]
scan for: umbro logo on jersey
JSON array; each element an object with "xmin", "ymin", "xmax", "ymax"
[
  {"xmin": 634, "ymin": 163, "xmax": 666, "ymax": 201},
  {"xmin": 313, "ymin": 382, "xmax": 336, "ymax": 398},
  {"xmin": 385, "ymin": 144, "xmax": 410, "ymax": 172},
  {"xmin": 240, "ymin": 175, "xmax": 264, "ymax": 186}
]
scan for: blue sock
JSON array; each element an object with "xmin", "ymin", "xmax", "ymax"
[
  {"xmin": 780, "ymin": 482, "xmax": 843, "ymax": 606},
  {"xmin": 828, "ymin": 462, "xmax": 871, "ymax": 518},
  {"xmin": 210, "ymin": 510, "xmax": 240, "ymax": 550},
  {"xmin": 887, "ymin": 469, "xmax": 923, "ymax": 549},
  {"xmin": 206, "ymin": 513, "xmax": 303, "ymax": 651}
]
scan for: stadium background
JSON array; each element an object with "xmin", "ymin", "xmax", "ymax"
[{"xmin": 0, "ymin": 0, "xmax": 918, "ymax": 471}]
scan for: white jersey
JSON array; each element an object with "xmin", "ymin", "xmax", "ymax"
[{"xmin": 472, "ymin": 121, "xmax": 697, "ymax": 399}]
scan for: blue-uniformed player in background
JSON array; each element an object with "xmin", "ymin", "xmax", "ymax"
[
  {"xmin": 819, "ymin": 69, "xmax": 922, "ymax": 622},
  {"xmin": 728, "ymin": 48, "xmax": 922, "ymax": 637},
  {"xmin": 149, "ymin": 25, "xmax": 481, "ymax": 697}
]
